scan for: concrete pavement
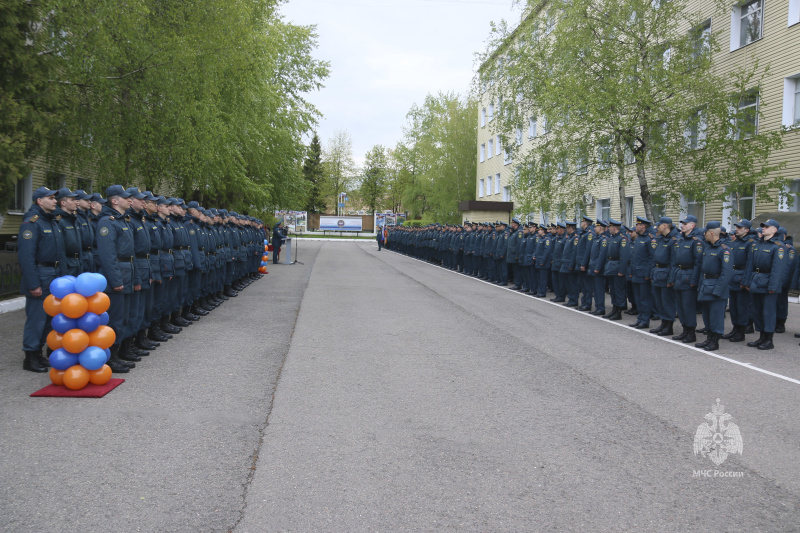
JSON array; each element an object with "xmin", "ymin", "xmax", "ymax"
[{"xmin": 2, "ymin": 241, "xmax": 799, "ymax": 531}]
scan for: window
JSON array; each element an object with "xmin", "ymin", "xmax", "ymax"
[
  {"xmin": 685, "ymin": 108, "xmax": 707, "ymax": 149},
  {"xmin": 503, "ymin": 147, "xmax": 512, "ymax": 165},
  {"xmin": 487, "ymin": 139, "xmax": 494, "ymax": 159},
  {"xmin": 651, "ymin": 195, "xmax": 667, "ymax": 221},
  {"xmin": 45, "ymin": 172, "xmax": 65, "ymax": 191},
  {"xmin": 496, "ymin": 135, "xmax": 502, "ymax": 156},
  {"xmin": 488, "ymin": 102, "xmax": 495, "ymax": 121},
  {"xmin": 576, "ymin": 152, "xmax": 588, "ymax": 175},
  {"xmin": 790, "ymin": 0, "xmax": 800, "ymax": 25},
  {"xmin": 481, "ymin": 108, "xmax": 487, "ymax": 127},
  {"xmin": 487, "ymin": 175, "xmax": 493, "ymax": 195},
  {"xmin": 541, "ymin": 115, "xmax": 550, "ymax": 135},
  {"xmin": 723, "ymin": 186, "xmax": 755, "ymax": 224},
  {"xmin": 781, "ymin": 179, "xmax": 800, "ymax": 211},
  {"xmin": 528, "ymin": 117, "xmax": 537, "ymax": 138},
  {"xmin": 8, "ymin": 174, "xmax": 31, "ymax": 213},
  {"xmin": 681, "ymin": 195, "xmax": 706, "ymax": 226},
  {"xmin": 737, "ymin": 89, "xmax": 759, "ymax": 140},
  {"xmin": 76, "ymin": 177, "xmax": 92, "ymax": 193},
  {"xmin": 479, "ymin": 179, "xmax": 485, "ymax": 198},
  {"xmin": 783, "ymin": 76, "xmax": 800, "ymax": 127},
  {"xmin": 557, "ymin": 159, "xmax": 568, "ymax": 179},
  {"xmin": 731, "ymin": 0, "xmax": 763, "ymax": 51},
  {"xmin": 503, "ymin": 186, "xmax": 511, "ymax": 202},
  {"xmin": 625, "ymin": 146, "xmax": 636, "ymax": 165},
  {"xmin": 597, "ymin": 198, "xmax": 611, "ymax": 222},
  {"xmin": 625, "ymin": 197, "xmax": 634, "ymax": 227},
  {"xmin": 495, "ymin": 174, "xmax": 501, "ymax": 194},
  {"xmin": 515, "ymin": 126, "xmax": 523, "ymax": 146},
  {"xmin": 574, "ymin": 204, "xmax": 585, "ymax": 222},
  {"xmin": 691, "ymin": 19, "xmax": 712, "ymax": 58},
  {"xmin": 480, "ymin": 144, "xmax": 486, "ymax": 162},
  {"xmin": 598, "ymin": 141, "xmax": 613, "ymax": 169}
]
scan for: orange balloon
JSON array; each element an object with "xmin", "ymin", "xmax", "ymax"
[
  {"xmin": 88, "ymin": 365, "xmax": 112, "ymax": 385},
  {"xmin": 46, "ymin": 330, "xmax": 64, "ymax": 351},
  {"xmin": 88, "ymin": 325, "xmax": 115, "ymax": 349},
  {"xmin": 43, "ymin": 295, "xmax": 62, "ymax": 317},
  {"xmin": 264, "ymin": 245, "xmax": 268, "ymax": 252},
  {"xmin": 49, "ymin": 368, "xmax": 66, "ymax": 386},
  {"xmin": 86, "ymin": 292, "xmax": 111, "ymax": 315},
  {"xmin": 60, "ymin": 293, "xmax": 88, "ymax": 319},
  {"xmin": 62, "ymin": 365, "xmax": 90, "ymax": 390},
  {"xmin": 262, "ymin": 255, "xmax": 269, "ymax": 262},
  {"xmin": 62, "ymin": 328, "xmax": 90, "ymax": 354}
]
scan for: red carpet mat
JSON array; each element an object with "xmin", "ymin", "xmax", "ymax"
[{"xmin": 30, "ymin": 378, "xmax": 125, "ymax": 398}]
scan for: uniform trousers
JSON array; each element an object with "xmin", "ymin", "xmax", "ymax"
[
  {"xmin": 751, "ymin": 292, "xmax": 777, "ymax": 333},
  {"xmin": 632, "ymin": 281, "xmax": 653, "ymax": 324},
  {"xmin": 608, "ymin": 275, "xmax": 627, "ymax": 308},
  {"xmin": 581, "ymin": 271, "xmax": 593, "ymax": 307},
  {"xmin": 592, "ymin": 274, "xmax": 606, "ymax": 312},
  {"xmin": 565, "ymin": 272, "xmax": 580, "ymax": 305},
  {"xmin": 107, "ymin": 291, "xmax": 131, "ymax": 347},
  {"xmin": 128, "ymin": 290, "xmax": 141, "ymax": 339},
  {"xmin": 701, "ymin": 299, "xmax": 727, "ymax": 334},
  {"xmin": 728, "ymin": 289, "xmax": 750, "ymax": 326},
  {"xmin": 777, "ymin": 288, "xmax": 789, "ymax": 321},
  {"xmin": 675, "ymin": 288, "xmax": 698, "ymax": 328}
]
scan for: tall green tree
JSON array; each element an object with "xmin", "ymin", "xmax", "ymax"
[
  {"xmin": 359, "ymin": 144, "xmax": 388, "ymax": 213},
  {"xmin": 322, "ymin": 129, "xmax": 357, "ymax": 210},
  {"xmin": 302, "ymin": 133, "xmax": 325, "ymax": 213}
]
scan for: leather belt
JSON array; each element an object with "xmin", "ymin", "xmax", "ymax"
[
  {"xmin": 135, "ymin": 253, "xmax": 149, "ymax": 259},
  {"xmin": 733, "ymin": 266, "xmax": 746, "ymax": 271},
  {"xmin": 83, "ymin": 246, "xmax": 92, "ymax": 251},
  {"xmin": 755, "ymin": 268, "xmax": 771, "ymax": 273},
  {"xmin": 37, "ymin": 261, "xmax": 59, "ymax": 268},
  {"xmin": 655, "ymin": 263, "xmax": 669, "ymax": 268},
  {"xmin": 118, "ymin": 256, "xmax": 133, "ymax": 262},
  {"xmin": 678, "ymin": 265, "xmax": 693, "ymax": 270},
  {"xmin": 69, "ymin": 253, "xmax": 80, "ymax": 259},
  {"xmin": 705, "ymin": 274, "xmax": 720, "ymax": 279}
]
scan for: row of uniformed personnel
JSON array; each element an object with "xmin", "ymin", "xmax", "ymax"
[
  {"xmin": 386, "ymin": 214, "xmax": 794, "ymax": 352},
  {"xmin": 18, "ymin": 185, "xmax": 267, "ymax": 373}
]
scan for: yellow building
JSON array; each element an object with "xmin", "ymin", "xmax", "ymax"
[{"xmin": 464, "ymin": 0, "xmax": 800, "ymax": 227}]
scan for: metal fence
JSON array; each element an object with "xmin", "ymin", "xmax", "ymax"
[{"xmin": 0, "ymin": 258, "xmax": 22, "ymax": 298}]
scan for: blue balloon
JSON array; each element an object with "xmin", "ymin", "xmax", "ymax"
[
  {"xmin": 77, "ymin": 312, "xmax": 101, "ymax": 333},
  {"xmin": 260, "ymin": 261, "xmax": 267, "ymax": 267},
  {"xmin": 74, "ymin": 273, "xmax": 98, "ymax": 297},
  {"xmin": 50, "ymin": 348, "xmax": 79, "ymax": 371},
  {"xmin": 78, "ymin": 346, "xmax": 106, "ymax": 371},
  {"xmin": 49, "ymin": 277, "xmax": 76, "ymax": 299},
  {"xmin": 264, "ymin": 239, "xmax": 268, "ymax": 245},
  {"xmin": 51, "ymin": 313, "xmax": 78, "ymax": 334},
  {"xmin": 104, "ymin": 348, "xmax": 111, "ymax": 362},
  {"xmin": 98, "ymin": 312, "xmax": 109, "ymax": 326},
  {"xmin": 92, "ymin": 273, "xmax": 107, "ymax": 293}
]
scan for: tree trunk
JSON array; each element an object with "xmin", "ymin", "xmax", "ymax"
[
  {"xmin": 635, "ymin": 153, "xmax": 654, "ymax": 223},
  {"xmin": 614, "ymin": 136, "xmax": 627, "ymax": 225}
]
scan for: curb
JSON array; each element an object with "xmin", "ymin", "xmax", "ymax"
[{"xmin": 0, "ymin": 296, "xmax": 25, "ymax": 315}]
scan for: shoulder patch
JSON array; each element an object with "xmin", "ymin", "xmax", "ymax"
[
  {"xmin": 602, "ymin": 240, "xmax": 607, "ymax": 247},
  {"xmin": 99, "ymin": 227, "xmax": 109, "ymax": 237},
  {"xmin": 30, "ymin": 215, "xmax": 39, "ymax": 222},
  {"xmin": 190, "ymin": 229, "xmax": 196, "ymax": 235},
  {"xmin": 724, "ymin": 252, "xmax": 730, "ymax": 263},
  {"xmin": 22, "ymin": 230, "xmax": 33, "ymax": 240},
  {"xmin": 621, "ymin": 240, "xmax": 627, "ymax": 247},
  {"xmin": 651, "ymin": 241, "xmax": 657, "ymax": 249}
]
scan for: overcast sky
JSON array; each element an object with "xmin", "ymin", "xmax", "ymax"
[{"xmin": 279, "ymin": 0, "xmax": 522, "ymax": 166}]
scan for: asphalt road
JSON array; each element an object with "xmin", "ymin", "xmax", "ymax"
[{"xmin": 2, "ymin": 241, "xmax": 799, "ymax": 532}]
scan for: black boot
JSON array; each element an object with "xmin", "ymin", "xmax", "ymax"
[
  {"xmin": 721, "ymin": 327, "xmax": 737, "ymax": 340},
  {"xmin": 650, "ymin": 320, "xmax": 666, "ymax": 334},
  {"xmin": 117, "ymin": 339, "xmax": 140, "ymax": 362},
  {"xmin": 171, "ymin": 310, "xmax": 191, "ymax": 327},
  {"xmin": 135, "ymin": 330, "xmax": 157, "ymax": 350},
  {"xmin": 775, "ymin": 319, "xmax": 786, "ymax": 333},
  {"xmin": 107, "ymin": 345, "xmax": 131, "ymax": 373},
  {"xmin": 704, "ymin": 333, "xmax": 720, "ymax": 351},
  {"xmin": 729, "ymin": 325, "xmax": 746, "ymax": 343},
  {"xmin": 695, "ymin": 333, "xmax": 711, "ymax": 349},
  {"xmin": 672, "ymin": 326, "xmax": 689, "ymax": 341},
  {"xmin": 634, "ymin": 321, "xmax": 650, "ymax": 329},
  {"xmin": 224, "ymin": 286, "xmax": 238, "ymax": 297},
  {"xmin": 745, "ymin": 321, "xmax": 754, "ymax": 334},
  {"xmin": 149, "ymin": 322, "xmax": 170, "ymax": 341},
  {"xmin": 161, "ymin": 316, "xmax": 181, "ymax": 334},
  {"xmin": 181, "ymin": 307, "xmax": 200, "ymax": 321},
  {"xmin": 747, "ymin": 332, "xmax": 766, "ymax": 347},
  {"xmin": 758, "ymin": 332, "xmax": 774, "ymax": 350},
  {"xmin": 625, "ymin": 306, "xmax": 638, "ymax": 316},
  {"xmin": 696, "ymin": 326, "xmax": 709, "ymax": 335},
  {"xmin": 682, "ymin": 326, "xmax": 697, "ymax": 343},
  {"xmin": 217, "ymin": 291, "xmax": 229, "ymax": 301},
  {"xmin": 200, "ymin": 298, "xmax": 214, "ymax": 312},
  {"xmin": 657, "ymin": 321, "xmax": 674, "ymax": 336},
  {"xmin": 607, "ymin": 307, "xmax": 623, "ymax": 321},
  {"xmin": 602, "ymin": 306, "xmax": 617, "ymax": 319},
  {"xmin": 23, "ymin": 350, "xmax": 49, "ymax": 373}
]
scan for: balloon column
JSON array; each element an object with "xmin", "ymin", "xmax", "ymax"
[
  {"xmin": 259, "ymin": 239, "xmax": 270, "ymax": 274},
  {"xmin": 43, "ymin": 273, "xmax": 115, "ymax": 390}
]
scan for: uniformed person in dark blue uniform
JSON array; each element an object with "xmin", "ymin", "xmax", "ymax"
[
  {"xmin": 588, "ymin": 221, "xmax": 608, "ymax": 315},
  {"xmin": 560, "ymin": 221, "xmax": 580, "ymax": 307},
  {"xmin": 125, "ymin": 187, "xmax": 157, "ymax": 356},
  {"xmin": 743, "ymin": 219, "xmax": 786, "ymax": 350},
  {"xmin": 143, "ymin": 192, "xmax": 169, "ymax": 343},
  {"xmin": 534, "ymin": 225, "xmax": 552, "ymax": 297},
  {"xmin": 73, "ymin": 190, "xmax": 95, "ymax": 273},
  {"xmin": 628, "ymin": 216, "xmax": 655, "ymax": 329},
  {"xmin": 96, "ymin": 185, "xmax": 136, "ymax": 373},
  {"xmin": 507, "ymin": 219, "xmax": 522, "ymax": 289},
  {"xmin": 18, "ymin": 187, "xmax": 67, "ymax": 372},
  {"xmin": 53, "ymin": 188, "xmax": 82, "ymax": 276},
  {"xmin": 576, "ymin": 216, "xmax": 594, "ymax": 310},
  {"xmin": 550, "ymin": 223, "xmax": 567, "ymax": 302},
  {"xmin": 597, "ymin": 219, "xmax": 630, "ymax": 320},
  {"xmin": 722, "ymin": 219, "xmax": 755, "ymax": 342},
  {"xmin": 775, "ymin": 227, "xmax": 794, "ymax": 334},
  {"xmin": 669, "ymin": 215, "xmax": 703, "ymax": 343},
  {"xmin": 694, "ymin": 221, "xmax": 734, "ymax": 351}
]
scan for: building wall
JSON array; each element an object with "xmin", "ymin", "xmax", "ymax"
[{"xmin": 474, "ymin": 0, "xmax": 800, "ymax": 228}]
